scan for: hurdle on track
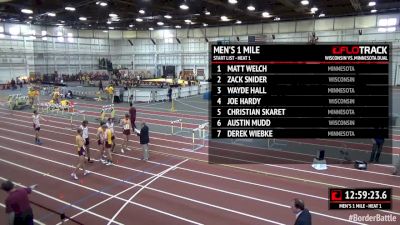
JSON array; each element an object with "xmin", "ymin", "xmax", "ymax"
[
  {"xmin": 170, "ymin": 119, "xmax": 183, "ymax": 135},
  {"xmin": 190, "ymin": 122, "xmax": 209, "ymax": 151},
  {"xmin": 267, "ymin": 138, "xmax": 287, "ymax": 149},
  {"xmin": 100, "ymin": 104, "xmax": 115, "ymax": 121}
]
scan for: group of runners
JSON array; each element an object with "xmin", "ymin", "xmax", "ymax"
[{"xmin": 32, "ymin": 103, "xmax": 149, "ymax": 181}]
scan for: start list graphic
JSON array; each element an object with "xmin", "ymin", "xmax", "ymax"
[{"xmin": 210, "ymin": 44, "xmax": 390, "ymax": 139}]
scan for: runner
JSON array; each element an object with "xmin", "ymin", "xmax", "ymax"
[
  {"xmin": 32, "ymin": 110, "xmax": 47, "ymax": 145},
  {"xmin": 104, "ymin": 124, "xmax": 114, "ymax": 166},
  {"xmin": 80, "ymin": 120, "xmax": 93, "ymax": 163},
  {"xmin": 71, "ymin": 128, "xmax": 89, "ymax": 180},
  {"xmin": 97, "ymin": 122, "xmax": 106, "ymax": 164},
  {"xmin": 106, "ymin": 117, "xmax": 119, "ymax": 153},
  {"xmin": 120, "ymin": 114, "xmax": 131, "ymax": 152}
]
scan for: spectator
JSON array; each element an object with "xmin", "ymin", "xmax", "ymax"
[
  {"xmin": 11, "ymin": 79, "xmax": 16, "ymax": 90},
  {"xmin": 370, "ymin": 128, "xmax": 385, "ymax": 163},
  {"xmin": 1, "ymin": 180, "xmax": 37, "ymax": 225},
  {"xmin": 136, "ymin": 121, "xmax": 150, "ymax": 161},
  {"xmin": 99, "ymin": 80, "xmax": 103, "ymax": 91},
  {"xmin": 291, "ymin": 198, "xmax": 312, "ymax": 225},
  {"xmin": 129, "ymin": 102, "xmax": 136, "ymax": 129},
  {"xmin": 168, "ymin": 86, "xmax": 172, "ymax": 102}
]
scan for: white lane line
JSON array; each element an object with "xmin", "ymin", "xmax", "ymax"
[
  {"xmin": 0, "ymin": 202, "xmax": 46, "ymax": 225},
  {"xmin": 107, "ymin": 159, "xmax": 190, "ymax": 225},
  {"xmin": 0, "ymin": 146, "xmax": 202, "ymax": 225},
  {"xmin": 1, "ymin": 121, "xmax": 399, "ymax": 191},
  {"xmin": 0, "ymin": 176, "xmax": 124, "ymax": 225},
  {"xmin": 2, "ymin": 108, "xmax": 398, "ymax": 174},
  {"xmin": 0, "ymin": 118, "xmax": 330, "ymax": 201},
  {"xmin": 0, "ymin": 134, "xmax": 390, "ymax": 223},
  {"xmin": 58, "ymin": 159, "xmax": 198, "ymax": 225},
  {"xmin": 0, "ymin": 116, "xmax": 393, "ymax": 199},
  {"xmin": 0, "ymin": 140, "xmax": 291, "ymax": 225},
  {"xmin": 1, "ymin": 111, "xmax": 397, "ymax": 180}
]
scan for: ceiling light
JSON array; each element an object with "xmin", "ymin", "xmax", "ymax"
[
  {"xmin": 47, "ymin": 12, "xmax": 56, "ymax": 17},
  {"xmin": 65, "ymin": 7, "xmax": 76, "ymax": 11},
  {"xmin": 274, "ymin": 17, "xmax": 280, "ymax": 21},
  {"xmin": 109, "ymin": 13, "xmax": 118, "ymax": 18},
  {"xmin": 60, "ymin": 20, "xmax": 65, "ymax": 23},
  {"xmin": 79, "ymin": 17, "xmax": 87, "ymax": 21},
  {"xmin": 136, "ymin": 18, "xmax": 143, "ymax": 22},
  {"xmin": 109, "ymin": 27, "xmax": 114, "ymax": 30},
  {"xmin": 89, "ymin": 24, "xmax": 92, "ymax": 27},
  {"xmin": 228, "ymin": 0, "xmax": 238, "ymax": 4},
  {"xmin": 180, "ymin": 4, "xmax": 189, "ymax": 10},
  {"xmin": 21, "ymin": 9, "xmax": 33, "ymax": 14},
  {"xmin": 164, "ymin": 15, "xmax": 172, "ymax": 19},
  {"xmin": 149, "ymin": 27, "xmax": 154, "ymax": 30},
  {"xmin": 301, "ymin": 0, "xmax": 309, "ymax": 5},
  {"xmin": 157, "ymin": 22, "xmax": 164, "ymax": 26},
  {"xmin": 129, "ymin": 24, "xmax": 134, "ymax": 27},
  {"xmin": 368, "ymin": 2, "xmax": 376, "ymax": 7},
  {"xmin": 203, "ymin": 23, "xmax": 208, "ymax": 27},
  {"xmin": 371, "ymin": 9, "xmax": 377, "ymax": 13},
  {"xmin": 184, "ymin": 19, "xmax": 192, "ymax": 23},
  {"xmin": 96, "ymin": 1, "xmax": 108, "ymax": 7},
  {"xmin": 205, "ymin": 10, "xmax": 210, "ymax": 15},
  {"xmin": 221, "ymin": 16, "xmax": 229, "ymax": 21},
  {"xmin": 319, "ymin": 13, "xmax": 325, "ymax": 17},
  {"xmin": 175, "ymin": 25, "xmax": 181, "ymax": 29},
  {"xmin": 107, "ymin": 21, "xmax": 111, "ymax": 24},
  {"xmin": 28, "ymin": 16, "xmax": 33, "ymax": 19},
  {"xmin": 262, "ymin": 12, "xmax": 270, "ymax": 17},
  {"xmin": 311, "ymin": 7, "xmax": 318, "ymax": 13},
  {"xmin": 139, "ymin": 9, "xmax": 145, "ymax": 14},
  {"xmin": 235, "ymin": 20, "xmax": 242, "ymax": 24},
  {"xmin": 41, "ymin": 30, "xmax": 47, "ymax": 36},
  {"xmin": 247, "ymin": 5, "xmax": 255, "ymax": 11},
  {"xmin": 111, "ymin": 17, "xmax": 120, "ymax": 21}
]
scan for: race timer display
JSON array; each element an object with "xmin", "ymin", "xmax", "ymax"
[
  {"xmin": 329, "ymin": 188, "xmax": 392, "ymax": 210},
  {"xmin": 210, "ymin": 44, "xmax": 390, "ymax": 139}
]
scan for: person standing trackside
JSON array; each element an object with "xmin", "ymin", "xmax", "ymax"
[
  {"xmin": 1, "ymin": 180, "xmax": 37, "ymax": 225},
  {"xmin": 370, "ymin": 128, "xmax": 385, "ymax": 163},
  {"xmin": 80, "ymin": 120, "xmax": 93, "ymax": 163},
  {"xmin": 129, "ymin": 102, "xmax": 136, "ymax": 129},
  {"xmin": 168, "ymin": 86, "xmax": 172, "ymax": 102},
  {"xmin": 291, "ymin": 198, "xmax": 312, "ymax": 225},
  {"xmin": 136, "ymin": 121, "xmax": 150, "ymax": 161},
  {"xmin": 71, "ymin": 128, "xmax": 89, "ymax": 180},
  {"xmin": 32, "ymin": 110, "xmax": 47, "ymax": 145}
]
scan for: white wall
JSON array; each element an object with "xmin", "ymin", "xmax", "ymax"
[{"xmin": 0, "ymin": 13, "xmax": 399, "ymax": 84}]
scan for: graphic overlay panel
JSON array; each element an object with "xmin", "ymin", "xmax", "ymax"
[
  {"xmin": 209, "ymin": 43, "xmax": 392, "ymax": 164},
  {"xmin": 329, "ymin": 188, "xmax": 392, "ymax": 210}
]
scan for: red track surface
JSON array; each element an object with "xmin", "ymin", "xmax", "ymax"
[{"xmin": 0, "ymin": 108, "xmax": 399, "ymax": 225}]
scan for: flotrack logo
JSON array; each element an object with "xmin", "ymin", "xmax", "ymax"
[{"xmin": 332, "ymin": 46, "xmax": 388, "ymax": 55}]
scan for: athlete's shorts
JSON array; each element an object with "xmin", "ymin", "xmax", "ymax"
[
  {"xmin": 123, "ymin": 129, "xmax": 130, "ymax": 135},
  {"xmin": 78, "ymin": 147, "xmax": 86, "ymax": 156},
  {"xmin": 85, "ymin": 138, "xmax": 90, "ymax": 146}
]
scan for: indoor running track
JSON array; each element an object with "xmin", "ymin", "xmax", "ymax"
[{"xmin": 0, "ymin": 108, "xmax": 399, "ymax": 225}]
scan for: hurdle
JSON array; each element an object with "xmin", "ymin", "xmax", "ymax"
[
  {"xmin": 267, "ymin": 138, "xmax": 287, "ymax": 149},
  {"xmin": 170, "ymin": 119, "xmax": 183, "ymax": 135},
  {"xmin": 190, "ymin": 123, "xmax": 209, "ymax": 151},
  {"xmin": 100, "ymin": 104, "xmax": 115, "ymax": 122}
]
